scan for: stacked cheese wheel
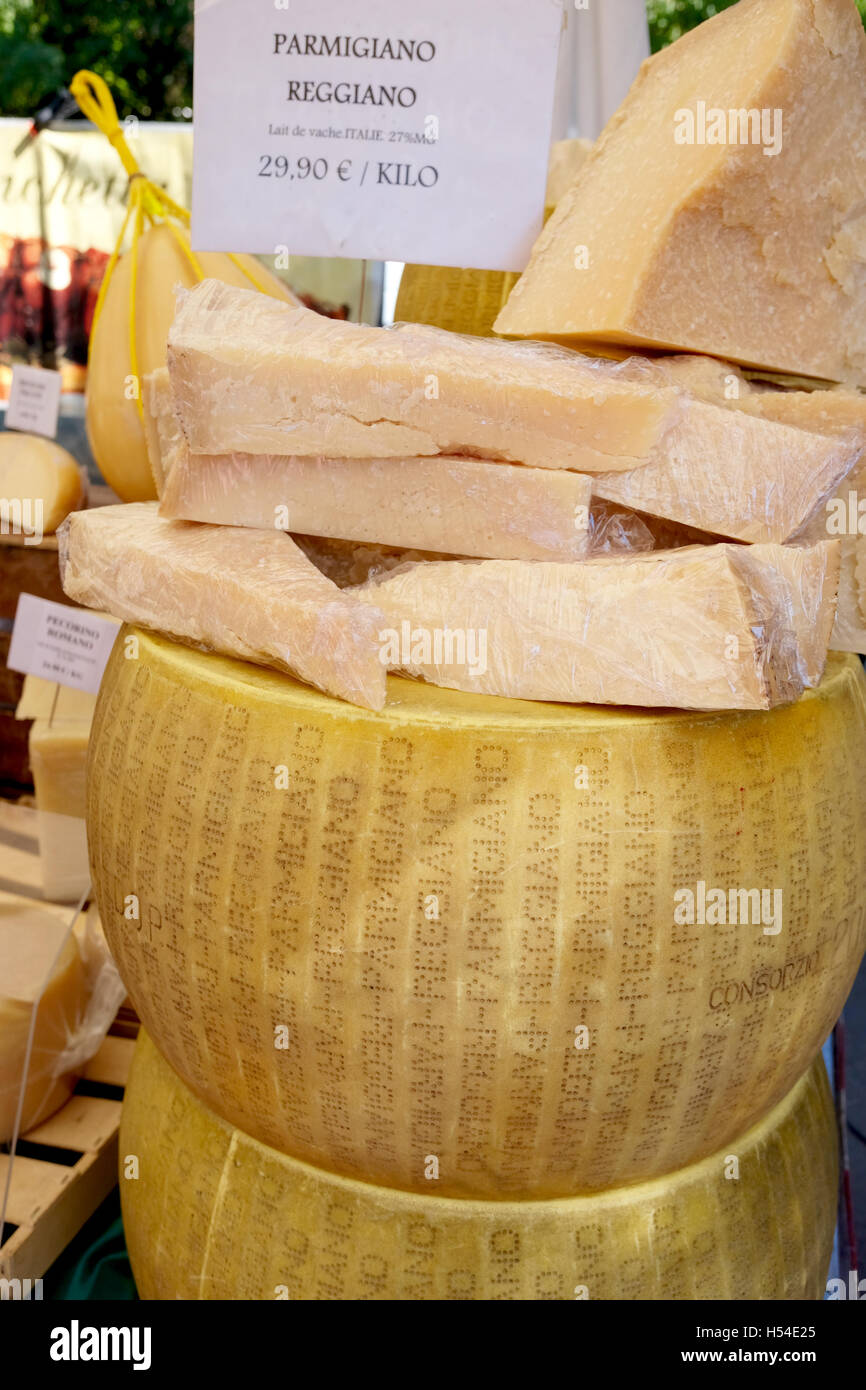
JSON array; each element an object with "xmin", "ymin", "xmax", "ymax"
[{"xmin": 93, "ymin": 632, "xmax": 864, "ymax": 1297}]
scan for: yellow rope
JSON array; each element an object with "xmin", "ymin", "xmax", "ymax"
[{"xmin": 71, "ymin": 68, "xmax": 284, "ymax": 417}]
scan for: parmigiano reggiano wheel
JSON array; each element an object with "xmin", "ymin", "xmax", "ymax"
[
  {"xmin": 90, "ymin": 631, "xmax": 866, "ymax": 1197},
  {"xmin": 121, "ymin": 1033, "xmax": 837, "ymax": 1302}
]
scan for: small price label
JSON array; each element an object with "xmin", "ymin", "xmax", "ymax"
[
  {"xmin": 7, "ymin": 594, "xmax": 119, "ymax": 694},
  {"xmin": 5, "ymin": 364, "xmax": 62, "ymax": 438}
]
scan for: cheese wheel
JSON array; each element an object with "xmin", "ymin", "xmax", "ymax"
[
  {"xmin": 121, "ymin": 1033, "xmax": 836, "ymax": 1301},
  {"xmin": 0, "ymin": 432, "xmax": 85, "ymax": 535},
  {"xmin": 0, "ymin": 897, "xmax": 88, "ymax": 1140},
  {"xmin": 89, "ymin": 631, "xmax": 866, "ymax": 1197}
]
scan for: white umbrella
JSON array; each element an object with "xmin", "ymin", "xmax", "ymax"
[{"xmin": 552, "ymin": 0, "xmax": 651, "ymax": 140}]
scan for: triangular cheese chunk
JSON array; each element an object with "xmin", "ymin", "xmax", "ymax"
[{"xmin": 495, "ymin": 0, "xmax": 866, "ymax": 385}]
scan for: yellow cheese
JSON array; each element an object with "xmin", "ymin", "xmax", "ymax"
[
  {"xmin": 360, "ymin": 541, "xmax": 840, "ymax": 710},
  {"xmin": 86, "ymin": 222, "xmax": 299, "ymax": 504},
  {"xmin": 89, "ymin": 630, "xmax": 866, "ymax": 1196},
  {"xmin": 0, "ymin": 433, "xmax": 86, "ymax": 536},
  {"xmin": 58, "ymin": 503, "xmax": 387, "ymax": 711},
  {"xmin": 167, "ymin": 279, "xmax": 681, "ymax": 471},
  {"xmin": 158, "ymin": 449, "xmax": 593, "ymax": 563},
  {"xmin": 121, "ymin": 1032, "xmax": 836, "ymax": 1301},
  {"xmin": 592, "ymin": 401, "xmax": 863, "ymax": 545},
  {"xmin": 0, "ymin": 898, "xmax": 88, "ymax": 1141},
  {"xmin": 544, "ymin": 138, "xmax": 593, "ymax": 210},
  {"xmin": 494, "ymin": 0, "xmax": 866, "ymax": 385},
  {"xmin": 25, "ymin": 675, "xmax": 99, "ymax": 902}
]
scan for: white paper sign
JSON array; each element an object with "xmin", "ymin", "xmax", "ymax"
[
  {"xmin": 7, "ymin": 595, "xmax": 119, "ymax": 694},
  {"xmin": 5, "ymin": 364, "xmax": 62, "ymax": 438},
  {"xmin": 192, "ymin": 0, "xmax": 564, "ymax": 271}
]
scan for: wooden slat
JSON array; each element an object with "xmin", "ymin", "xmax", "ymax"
[
  {"xmin": 0, "ymin": 1141, "xmax": 119, "ymax": 1281},
  {"xmin": 0, "ymin": 533, "xmax": 59, "ymax": 552},
  {"xmin": 83, "ymin": 1035, "xmax": 135, "ymax": 1089},
  {"xmin": 22, "ymin": 1095, "xmax": 121, "ymax": 1153},
  {"xmin": 0, "ymin": 1153, "xmax": 72, "ymax": 1227}
]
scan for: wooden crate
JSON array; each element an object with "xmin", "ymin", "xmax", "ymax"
[{"xmin": 0, "ymin": 1034, "xmax": 135, "ymax": 1282}]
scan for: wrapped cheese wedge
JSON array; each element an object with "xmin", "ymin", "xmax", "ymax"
[
  {"xmin": 57, "ymin": 503, "xmax": 387, "ymax": 711},
  {"xmin": 494, "ymin": 0, "xmax": 866, "ymax": 386},
  {"xmin": 358, "ymin": 540, "xmax": 840, "ymax": 711},
  {"xmin": 167, "ymin": 280, "xmax": 681, "ymax": 471}
]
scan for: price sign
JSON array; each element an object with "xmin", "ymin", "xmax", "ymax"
[
  {"xmin": 192, "ymin": 0, "xmax": 564, "ymax": 271},
  {"xmin": 7, "ymin": 595, "xmax": 119, "ymax": 694}
]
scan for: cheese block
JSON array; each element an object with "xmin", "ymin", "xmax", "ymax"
[
  {"xmin": 593, "ymin": 402, "xmax": 862, "ymax": 545},
  {"xmin": 141, "ymin": 368, "xmax": 185, "ymax": 497},
  {"xmin": 89, "ymin": 630, "xmax": 866, "ymax": 1196},
  {"xmin": 121, "ymin": 1033, "xmax": 837, "ymax": 1301},
  {"xmin": 359, "ymin": 541, "xmax": 840, "ymax": 710},
  {"xmin": 494, "ymin": 0, "xmax": 866, "ymax": 385},
  {"xmin": 167, "ymin": 279, "xmax": 681, "ymax": 472},
  {"xmin": 86, "ymin": 221, "xmax": 299, "ymax": 503},
  {"xmin": 0, "ymin": 899, "xmax": 88, "ymax": 1141},
  {"xmin": 57, "ymin": 503, "xmax": 387, "ymax": 711},
  {"xmin": 29, "ymin": 717, "xmax": 93, "ymax": 902},
  {"xmin": 0, "ymin": 433, "xmax": 86, "ymax": 536},
  {"xmin": 159, "ymin": 450, "xmax": 593, "ymax": 563}
]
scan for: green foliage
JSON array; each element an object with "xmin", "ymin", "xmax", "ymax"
[
  {"xmin": 0, "ymin": 0, "xmax": 192, "ymax": 119},
  {"xmin": 647, "ymin": 0, "xmax": 866, "ymax": 51}
]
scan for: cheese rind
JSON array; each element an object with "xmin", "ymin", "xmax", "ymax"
[
  {"xmin": 159, "ymin": 449, "xmax": 592, "ymax": 562},
  {"xmin": 0, "ymin": 902, "xmax": 88, "ymax": 1141},
  {"xmin": 359, "ymin": 541, "xmax": 839, "ymax": 710},
  {"xmin": 167, "ymin": 279, "xmax": 681, "ymax": 472},
  {"xmin": 0, "ymin": 433, "xmax": 86, "ymax": 535},
  {"xmin": 494, "ymin": 0, "xmax": 866, "ymax": 385},
  {"xmin": 121, "ymin": 1033, "xmax": 837, "ymax": 1301},
  {"xmin": 57, "ymin": 503, "xmax": 387, "ymax": 711},
  {"xmin": 89, "ymin": 630, "xmax": 866, "ymax": 1196}
]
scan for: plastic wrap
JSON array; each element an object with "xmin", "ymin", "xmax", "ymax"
[
  {"xmin": 357, "ymin": 540, "xmax": 841, "ymax": 711},
  {"xmin": 166, "ymin": 278, "xmax": 681, "ymax": 470},
  {"xmin": 122, "ymin": 1033, "xmax": 837, "ymax": 1300},
  {"xmin": 158, "ymin": 448, "xmax": 592, "ymax": 563},
  {"xmin": 57, "ymin": 503, "xmax": 387, "ymax": 711},
  {"xmin": 0, "ymin": 896, "xmax": 124, "ymax": 1145}
]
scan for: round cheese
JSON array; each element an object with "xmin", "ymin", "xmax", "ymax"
[
  {"xmin": 0, "ymin": 896, "xmax": 88, "ymax": 1141},
  {"xmin": 89, "ymin": 630, "xmax": 866, "ymax": 1197},
  {"xmin": 0, "ymin": 432, "xmax": 85, "ymax": 535},
  {"xmin": 121, "ymin": 1032, "xmax": 837, "ymax": 1301}
]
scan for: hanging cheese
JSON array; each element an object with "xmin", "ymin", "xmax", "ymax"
[
  {"xmin": 57, "ymin": 503, "xmax": 387, "ymax": 711},
  {"xmin": 89, "ymin": 630, "xmax": 866, "ymax": 1197},
  {"xmin": 359, "ymin": 541, "xmax": 840, "ymax": 710},
  {"xmin": 87, "ymin": 224, "xmax": 298, "ymax": 503},
  {"xmin": 0, "ymin": 434, "xmax": 86, "ymax": 536},
  {"xmin": 167, "ymin": 279, "xmax": 681, "ymax": 471},
  {"xmin": 121, "ymin": 1033, "xmax": 837, "ymax": 1301},
  {"xmin": 494, "ymin": 0, "xmax": 866, "ymax": 386},
  {"xmin": 0, "ymin": 899, "xmax": 88, "ymax": 1141}
]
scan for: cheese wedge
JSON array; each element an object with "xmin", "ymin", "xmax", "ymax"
[
  {"xmin": 494, "ymin": 0, "xmax": 866, "ymax": 385},
  {"xmin": 29, "ymin": 716, "xmax": 94, "ymax": 902},
  {"xmin": 141, "ymin": 368, "xmax": 186, "ymax": 496},
  {"xmin": 0, "ymin": 902, "xmax": 88, "ymax": 1141},
  {"xmin": 358, "ymin": 541, "xmax": 840, "ymax": 710},
  {"xmin": 0, "ymin": 433, "xmax": 86, "ymax": 536},
  {"xmin": 159, "ymin": 449, "xmax": 592, "ymax": 562},
  {"xmin": 57, "ymin": 503, "xmax": 387, "ymax": 711},
  {"xmin": 593, "ymin": 401, "xmax": 862, "ymax": 544},
  {"xmin": 167, "ymin": 279, "xmax": 681, "ymax": 472}
]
